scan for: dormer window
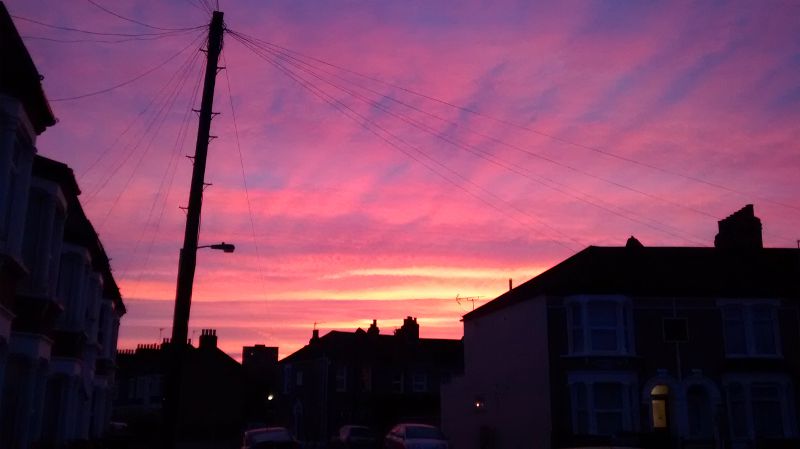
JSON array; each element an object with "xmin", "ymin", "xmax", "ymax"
[{"xmin": 567, "ymin": 296, "xmax": 634, "ymax": 356}]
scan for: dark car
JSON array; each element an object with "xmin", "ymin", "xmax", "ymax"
[
  {"xmin": 384, "ymin": 424, "xmax": 448, "ymax": 449},
  {"xmin": 242, "ymin": 427, "xmax": 300, "ymax": 449}
]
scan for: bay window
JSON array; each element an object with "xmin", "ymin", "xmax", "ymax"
[
  {"xmin": 720, "ymin": 301, "xmax": 780, "ymax": 357},
  {"xmin": 567, "ymin": 296, "xmax": 633, "ymax": 356},
  {"xmin": 569, "ymin": 372, "xmax": 636, "ymax": 435}
]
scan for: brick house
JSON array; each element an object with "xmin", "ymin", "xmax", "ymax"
[{"xmin": 442, "ymin": 205, "xmax": 799, "ymax": 449}]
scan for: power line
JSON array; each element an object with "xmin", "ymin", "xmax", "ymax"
[
  {"xmin": 21, "ymin": 31, "xmax": 198, "ymax": 44},
  {"xmin": 232, "ymin": 33, "xmax": 581, "ymax": 252},
  {"xmin": 122, "ymin": 54, "xmax": 206, "ymax": 289},
  {"xmin": 229, "ymin": 30, "xmax": 800, "ymax": 215},
  {"xmin": 87, "ymin": 0, "xmax": 201, "ymax": 31},
  {"xmin": 11, "ymin": 14, "xmax": 203, "ymax": 37},
  {"xmin": 232, "ymin": 32, "xmax": 708, "ymax": 246},
  {"xmin": 96, "ymin": 48, "xmax": 203, "ymax": 231},
  {"xmin": 82, "ymin": 35, "xmax": 205, "ymax": 204},
  {"xmin": 78, "ymin": 33, "xmax": 206, "ymax": 181},
  {"xmin": 51, "ymin": 30, "xmax": 204, "ymax": 102},
  {"xmin": 220, "ymin": 50, "xmax": 273, "ymax": 336}
]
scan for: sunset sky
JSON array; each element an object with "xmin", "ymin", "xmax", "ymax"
[{"xmin": 8, "ymin": 0, "xmax": 800, "ymax": 359}]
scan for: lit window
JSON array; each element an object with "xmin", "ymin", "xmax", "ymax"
[
  {"xmin": 721, "ymin": 302, "xmax": 780, "ymax": 357},
  {"xmin": 567, "ymin": 296, "xmax": 633, "ymax": 355}
]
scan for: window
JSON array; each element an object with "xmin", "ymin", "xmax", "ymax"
[
  {"xmin": 412, "ymin": 371, "xmax": 428, "ymax": 392},
  {"xmin": 724, "ymin": 377, "xmax": 794, "ymax": 440},
  {"xmin": 360, "ymin": 367, "xmax": 372, "ymax": 392},
  {"xmin": 295, "ymin": 370, "xmax": 303, "ymax": 387},
  {"xmin": 721, "ymin": 302, "xmax": 780, "ymax": 357},
  {"xmin": 569, "ymin": 373, "xmax": 635, "ymax": 435},
  {"xmin": 335, "ymin": 366, "xmax": 347, "ymax": 392},
  {"xmin": 391, "ymin": 371, "xmax": 404, "ymax": 393},
  {"xmin": 567, "ymin": 296, "xmax": 633, "ymax": 355},
  {"xmin": 751, "ymin": 383, "xmax": 784, "ymax": 438},
  {"xmin": 0, "ymin": 141, "xmax": 23, "ymax": 241},
  {"xmin": 283, "ymin": 365, "xmax": 291, "ymax": 393}
]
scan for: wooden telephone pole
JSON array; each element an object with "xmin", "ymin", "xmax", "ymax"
[{"xmin": 163, "ymin": 9, "xmax": 224, "ymax": 449}]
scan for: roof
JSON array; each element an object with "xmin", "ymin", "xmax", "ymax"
[
  {"xmin": 464, "ymin": 245, "xmax": 800, "ymax": 321},
  {"xmin": 32, "ymin": 155, "xmax": 80, "ymax": 196},
  {"xmin": 280, "ymin": 330, "xmax": 462, "ymax": 365},
  {"xmin": 0, "ymin": 2, "xmax": 56, "ymax": 134}
]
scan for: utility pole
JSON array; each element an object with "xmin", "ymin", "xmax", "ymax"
[{"xmin": 162, "ymin": 10, "xmax": 224, "ymax": 449}]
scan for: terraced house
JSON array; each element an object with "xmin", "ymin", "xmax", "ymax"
[
  {"xmin": 0, "ymin": 4, "xmax": 125, "ymax": 448},
  {"xmin": 442, "ymin": 205, "xmax": 799, "ymax": 449}
]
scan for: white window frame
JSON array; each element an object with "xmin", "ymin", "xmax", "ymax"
[
  {"xmin": 568, "ymin": 371, "xmax": 637, "ymax": 435},
  {"xmin": 566, "ymin": 295, "xmax": 634, "ymax": 356},
  {"xmin": 722, "ymin": 374, "xmax": 797, "ymax": 440},
  {"xmin": 718, "ymin": 299, "xmax": 781, "ymax": 358}
]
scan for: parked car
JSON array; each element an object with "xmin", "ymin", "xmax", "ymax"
[
  {"xmin": 332, "ymin": 425, "xmax": 378, "ymax": 449},
  {"xmin": 384, "ymin": 424, "xmax": 448, "ymax": 449},
  {"xmin": 242, "ymin": 427, "xmax": 300, "ymax": 449}
]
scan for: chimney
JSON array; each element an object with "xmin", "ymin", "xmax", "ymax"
[
  {"xmin": 310, "ymin": 329, "xmax": 320, "ymax": 344},
  {"xmin": 395, "ymin": 316, "xmax": 419, "ymax": 342},
  {"xmin": 199, "ymin": 329, "xmax": 217, "ymax": 350},
  {"xmin": 508, "ymin": 278, "xmax": 513, "ymax": 291},
  {"xmin": 714, "ymin": 204, "xmax": 763, "ymax": 249},
  {"xmin": 367, "ymin": 319, "xmax": 380, "ymax": 336}
]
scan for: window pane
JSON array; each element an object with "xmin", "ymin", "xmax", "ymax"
[
  {"xmin": 588, "ymin": 302, "xmax": 617, "ymax": 326},
  {"xmin": 724, "ymin": 319, "xmax": 746, "ymax": 354},
  {"xmin": 596, "ymin": 411, "xmax": 623, "ymax": 435},
  {"xmin": 752, "ymin": 307, "xmax": 777, "ymax": 355},
  {"xmin": 571, "ymin": 305, "xmax": 583, "ymax": 326},
  {"xmin": 591, "ymin": 329, "xmax": 618, "ymax": 351},
  {"xmin": 572, "ymin": 328, "xmax": 584, "ymax": 353},
  {"xmin": 576, "ymin": 411, "xmax": 589, "ymax": 434},
  {"xmin": 752, "ymin": 384, "xmax": 783, "ymax": 437},
  {"xmin": 575, "ymin": 383, "xmax": 587, "ymax": 409},
  {"xmin": 727, "ymin": 384, "xmax": 747, "ymax": 438},
  {"xmin": 594, "ymin": 383, "xmax": 623, "ymax": 409}
]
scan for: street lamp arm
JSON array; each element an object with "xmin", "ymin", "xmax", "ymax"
[{"xmin": 197, "ymin": 242, "xmax": 235, "ymax": 253}]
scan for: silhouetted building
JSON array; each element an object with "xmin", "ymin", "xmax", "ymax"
[
  {"xmin": 279, "ymin": 317, "xmax": 463, "ymax": 443},
  {"xmin": 242, "ymin": 344, "xmax": 280, "ymax": 426},
  {"xmin": 442, "ymin": 205, "xmax": 800, "ymax": 449},
  {"xmin": 114, "ymin": 329, "xmax": 244, "ymax": 445},
  {"xmin": 0, "ymin": 4, "xmax": 125, "ymax": 448}
]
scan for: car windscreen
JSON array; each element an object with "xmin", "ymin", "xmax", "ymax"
[{"xmin": 406, "ymin": 426, "xmax": 444, "ymax": 439}]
